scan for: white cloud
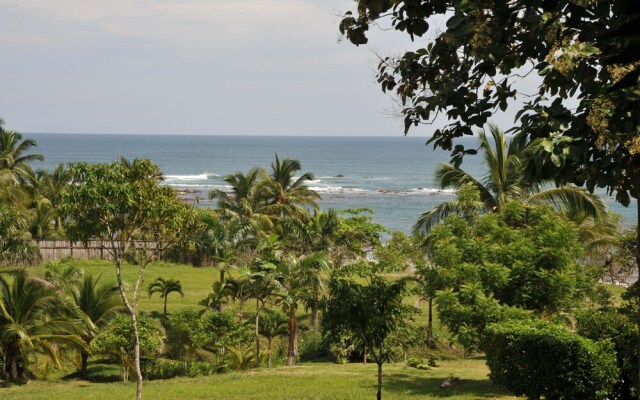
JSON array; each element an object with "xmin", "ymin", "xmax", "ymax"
[{"xmin": 0, "ymin": 0, "xmax": 419, "ymax": 135}]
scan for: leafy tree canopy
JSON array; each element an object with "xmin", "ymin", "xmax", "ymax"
[{"xmin": 340, "ymin": 1, "xmax": 640, "ymax": 205}]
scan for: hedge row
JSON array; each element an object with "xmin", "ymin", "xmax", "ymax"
[{"xmin": 483, "ymin": 321, "xmax": 618, "ymax": 400}]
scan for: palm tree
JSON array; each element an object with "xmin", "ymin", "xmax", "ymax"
[
  {"xmin": 199, "ymin": 281, "xmax": 230, "ymax": 312},
  {"xmin": 275, "ymin": 252, "xmax": 331, "ymax": 365},
  {"xmin": 197, "ymin": 211, "xmax": 244, "ymax": 282},
  {"xmin": 147, "ymin": 277, "xmax": 184, "ymax": 318},
  {"xmin": 0, "ymin": 123, "xmax": 43, "ymax": 183},
  {"xmin": 248, "ymin": 261, "xmax": 281, "ymax": 367},
  {"xmin": 71, "ymin": 274, "xmax": 124, "ymax": 375},
  {"xmin": 0, "ymin": 272, "xmax": 84, "ymax": 381},
  {"xmin": 262, "ymin": 155, "xmax": 320, "ymax": 219},
  {"xmin": 296, "ymin": 252, "xmax": 331, "ymax": 330},
  {"xmin": 258, "ymin": 309, "xmax": 288, "ymax": 367},
  {"xmin": 0, "ymin": 203, "xmax": 40, "ymax": 265},
  {"xmin": 414, "ymin": 124, "xmax": 606, "ymax": 234},
  {"xmin": 31, "ymin": 164, "xmax": 71, "ymax": 236},
  {"xmin": 224, "ymin": 274, "xmax": 253, "ymax": 322},
  {"xmin": 209, "ymin": 168, "xmax": 273, "ymax": 234},
  {"xmin": 224, "ymin": 345, "xmax": 256, "ymax": 371}
]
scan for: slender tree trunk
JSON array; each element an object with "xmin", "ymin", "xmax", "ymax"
[
  {"xmin": 255, "ymin": 300, "xmax": 261, "ymax": 367},
  {"xmin": 115, "ymin": 260, "xmax": 144, "ymax": 400},
  {"xmin": 311, "ymin": 304, "xmax": 319, "ymax": 331},
  {"xmin": 377, "ymin": 360, "xmax": 383, "ymax": 400},
  {"xmin": 363, "ymin": 345, "xmax": 367, "ymax": 365},
  {"xmin": 286, "ymin": 309, "xmax": 298, "ymax": 366},
  {"xmin": 220, "ymin": 269, "xmax": 225, "ymax": 284},
  {"xmin": 631, "ymin": 156, "xmax": 640, "ymax": 400},
  {"xmin": 426, "ymin": 297, "xmax": 435, "ymax": 348},
  {"xmin": 129, "ymin": 310, "xmax": 144, "ymax": 400},
  {"xmin": 267, "ymin": 338, "xmax": 273, "ymax": 368},
  {"xmin": 163, "ymin": 296, "xmax": 168, "ymax": 318},
  {"xmin": 636, "ymin": 198, "xmax": 640, "ymax": 400}
]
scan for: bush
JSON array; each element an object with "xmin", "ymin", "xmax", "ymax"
[
  {"xmin": 406, "ymin": 356, "xmax": 429, "ymax": 370},
  {"xmin": 483, "ymin": 321, "xmax": 618, "ymax": 400},
  {"xmin": 142, "ymin": 359, "xmax": 220, "ymax": 380},
  {"xmin": 577, "ymin": 308, "xmax": 639, "ymax": 400},
  {"xmin": 298, "ymin": 331, "xmax": 329, "ymax": 361},
  {"xmin": 91, "ymin": 314, "xmax": 163, "ymax": 382}
]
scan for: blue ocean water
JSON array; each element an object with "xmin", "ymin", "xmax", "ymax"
[{"xmin": 29, "ymin": 133, "xmax": 635, "ymax": 233}]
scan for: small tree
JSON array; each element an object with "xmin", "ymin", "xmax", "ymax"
[
  {"xmin": 147, "ymin": 277, "xmax": 184, "ymax": 318},
  {"xmin": 91, "ymin": 314, "xmax": 162, "ymax": 382},
  {"xmin": 61, "ymin": 159, "xmax": 191, "ymax": 400},
  {"xmin": 324, "ymin": 271, "xmax": 414, "ymax": 400},
  {"xmin": 257, "ymin": 309, "xmax": 288, "ymax": 368}
]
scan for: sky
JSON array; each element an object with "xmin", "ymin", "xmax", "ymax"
[{"xmin": 0, "ymin": 1, "xmax": 527, "ymax": 137}]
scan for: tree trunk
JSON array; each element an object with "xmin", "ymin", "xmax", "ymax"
[
  {"xmin": 220, "ymin": 269, "xmax": 225, "ymax": 284},
  {"xmin": 426, "ymin": 297, "xmax": 435, "ymax": 348},
  {"xmin": 7, "ymin": 344, "xmax": 19, "ymax": 381},
  {"xmin": 115, "ymin": 260, "xmax": 143, "ymax": 400},
  {"xmin": 631, "ymin": 156, "xmax": 640, "ymax": 400},
  {"xmin": 636, "ymin": 198, "xmax": 640, "ymax": 400},
  {"xmin": 267, "ymin": 338, "xmax": 273, "ymax": 368},
  {"xmin": 80, "ymin": 350, "xmax": 90, "ymax": 377},
  {"xmin": 311, "ymin": 304, "xmax": 319, "ymax": 331},
  {"xmin": 129, "ymin": 310, "xmax": 144, "ymax": 400},
  {"xmin": 255, "ymin": 300, "xmax": 261, "ymax": 368},
  {"xmin": 377, "ymin": 360, "xmax": 383, "ymax": 400},
  {"xmin": 286, "ymin": 309, "xmax": 298, "ymax": 366},
  {"xmin": 163, "ymin": 296, "xmax": 168, "ymax": 318}
]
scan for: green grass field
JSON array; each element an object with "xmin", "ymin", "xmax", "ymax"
[
  {"xmin": 2, "ymin": 359, "xmax": 516, "ymax": 400},
  {"xmin": 1, "ymin": 259, "xmax": 626, "ymax": 399}
]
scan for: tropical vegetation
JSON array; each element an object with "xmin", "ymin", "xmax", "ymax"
[{"xmin": 0, "ymin": 118, "xmax": 638, "ymax": 400}]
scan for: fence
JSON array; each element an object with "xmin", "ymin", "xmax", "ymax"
[
  {"xmin": 35, "ymin": 240, "xmax": 160, "ymax": 262},
  {"xmin": 36, "ymin": 240, "xmax": 106, "ymax": 261}
]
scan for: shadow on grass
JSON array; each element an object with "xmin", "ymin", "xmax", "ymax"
[
  {"xmin": 62, "ymin": 363, "xmax": 121, "ymax": 383},
  {"xmin": 381, "ymin": 372, "xmax": 510, "ymax": 398}
]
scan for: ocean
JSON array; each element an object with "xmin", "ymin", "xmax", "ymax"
[{"xmin": 29, "ymin": 133, "xmax": 635, "ymax": 234}]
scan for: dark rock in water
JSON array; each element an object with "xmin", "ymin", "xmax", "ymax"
[{"xmin": 334, "ymin": 174, "xmax": 344, "ymax": 178}]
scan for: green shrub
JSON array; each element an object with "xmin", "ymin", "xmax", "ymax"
[
  {"xmin": 142, "ymin": 359, "xmax": 220, "ymax": 380},
  {"xmin": 483, "ymin": 321, "xmax": 618, "ymax": 400},
  {"xmin": 142, "ymin": 359, "xmax": 187, "ymax": 379},
  {"xmin": 406, "ymin": 356, "xmax": 429, "ymax": 370},
  {"xmin": 298, "ymin": 331, "xmax": 328, "ymax": 361},
  {"xmin": 577, "ymin": 308, "xmax": 639, "ymax": 400},
  {"xmin": 427, "ymin": 354, "xmax": 439, "ymax": 367},
  {"xmin": 91, "ymin": 314, "xmax": 163, "ymax": 382}
]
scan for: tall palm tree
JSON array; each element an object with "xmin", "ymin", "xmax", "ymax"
[
  {"xmin": 262, "ymin": 155, "xmax": 320, "ymax": 219},
  {"xmin": 275, "ymin": 252, "xmax": 331, "ymax": 365},
  {"xmin": 147, "ymin": 277, "xmax": 184, "ymax": 318},
  {"xmin": 209, "ymin": 168, "xmax": 273, "ymax": 234},
  {"xmin": 414, "ymin": 124, "xmax": 606, "ymax": 234},
  {"xmin": 0, "ymin": 272, "xmax": 84, "ymax": 381}
]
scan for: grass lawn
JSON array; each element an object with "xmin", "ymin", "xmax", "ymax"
[
  {"xmin": 2, "ymin": 260, "xmax": 221, "ymax": 315},
  {"xmin": 1, "ymin": 359, "xmax": 516, "ymax": 400}
]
